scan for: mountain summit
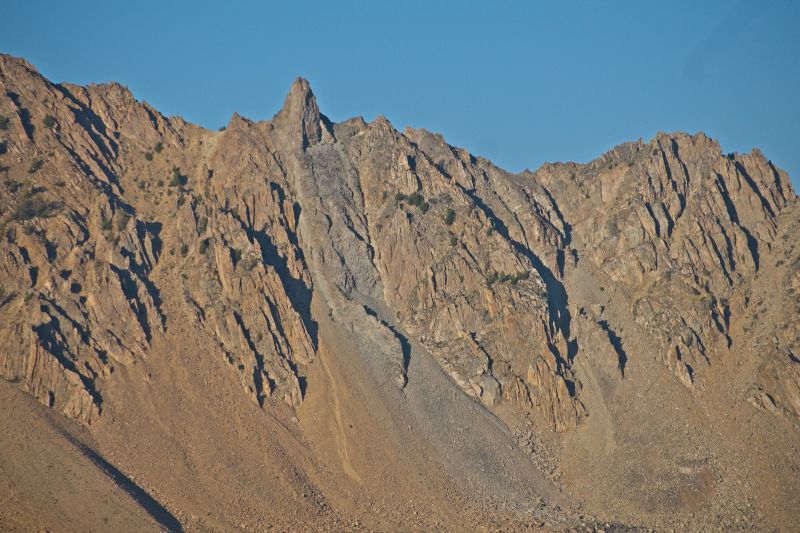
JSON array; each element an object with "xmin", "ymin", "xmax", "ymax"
[
  {"xmin": 273, "ymin": 76, "xmax": 331, "ymax": 149},
  {"xmin": 0, "ymin": 54, "xmax": 798, "ymax": 531}
]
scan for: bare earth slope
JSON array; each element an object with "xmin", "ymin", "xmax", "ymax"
[{"xmin": 0, "ymin": 54, "xmax": 797, "ymax": 531}]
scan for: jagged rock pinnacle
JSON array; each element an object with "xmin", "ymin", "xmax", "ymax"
[{"xmin": 274, "ymin": 76, "xmax": 324, "ymax": 149}]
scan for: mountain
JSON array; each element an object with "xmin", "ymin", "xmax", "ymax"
[{"xmin": 0, "ymin": 53, "xmax": 798, "ymax": 532}]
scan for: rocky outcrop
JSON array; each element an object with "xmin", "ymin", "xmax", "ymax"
[
  {"xmin": 0, "ymin": 55, "xmax": 316, "ymax": 418},
  {"xmin": 0, "ymin": 56, "xmax": 166, "ymax": 422},
  {"xmin": 1, "ymin": 53, "xmax": 797, "ymax": 439},
  {"xmin": 174, "ymin": 112, "xmax": 317, "ymax": 407},
  {"xmin": 333, "ymin": 121, "xmax": 584, "ymax": 430},
  {"xmin": 741, "ymin": 202, "xmax": 800, "ymax": 422},
  {"xmin": 537, "ymin": 132, "xmax": 794, "ymax": 388}
]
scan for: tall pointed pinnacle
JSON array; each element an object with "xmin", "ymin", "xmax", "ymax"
[{"xmin": 274, "ymin": 77, "xmax": 327, "ymax": 150}]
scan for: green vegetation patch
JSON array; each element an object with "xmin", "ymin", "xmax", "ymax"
[
  {"xmin": 13, "ymin": 194, "xmax": 61, "ymax": 221},
  {"xmin": 487, "ymin": 270, "xmax": 530, "ymax": 287},
  {"xmin": 395, "ymin": 191, "xmax": 430, "ymax": 213},
  {"xmin": 28, "ymin": 159, "xmax": 44, "ymax": 174},
  {"xmin": 169, "ymin": 167, "xmax": 186, "ymax": 187},
  {"xmin": 116, "ymin": 211, "xmax": 131, "ymax": 231}
]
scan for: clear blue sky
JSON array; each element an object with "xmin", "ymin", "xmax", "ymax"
[{"xmin": 2, "ymin": 1, "xmax": 798, "ymax": 187}]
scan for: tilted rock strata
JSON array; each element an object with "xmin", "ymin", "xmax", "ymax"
[
  {"xmin": 536, "ymin": 133, "xmax": 794, "ymax": 388},
  {"xmin": 0, "ymin": 53, "xmax": 797, "ymax": 437}
]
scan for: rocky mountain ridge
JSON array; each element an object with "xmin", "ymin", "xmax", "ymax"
[{"xmin": 1, "ymin": 53, "xmax": 798, "ymax": 531}]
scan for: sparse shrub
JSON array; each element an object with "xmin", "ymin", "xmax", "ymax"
[
  {"xmin": 154, "ymin": 142, "xmax": 163, "ymax": 153},
  {"xmin": 443, "ymin": 208, "xmax": 456, "ymax": 225},
  {"xmin": 406, "ymin": 192, "xmax": 425, "ymax": 209},
  {"xmin": 231, "ymin": 248, "xmax": 242, "ymax": 265},
  {"xmin": 395, "ymin": 191, "xmax": 430, "ymax": 213},
  {"xmin": 450, "ymin": 235, "xmax": 458, "ymax": 247},
  {"xmin": 486, "ymin": 226, "xmax": 494, "ymax": 236},
  {"xmin": 180, "ymin": 243, "xmax": 189, "ymax": 256},
  {"xmin": 486, "ymin": 270, "xmax": 529, "ymax": 287},
  {"xmin": 144, "ymin": 151, "xmax": 153, "ymax": 161},
  {"xmin": 157, "ymin": 180, "xmax": 164, "ymax": 187},
  {"xmin": 177, "ymin": 195, "xmax": 185, "ymax": 207},
  {"xmin": 54, "ymin": 181, "xmax": 65, "ymax": 188},
  {"xmin": 101, "ymin": 218, "xmax": 113, "ymax": 231},
  {"xmin": 199, "ymin": 239, "xmax": 209, "ymax": 254},
  {"xmin": 116, "ymin": 212, "xmax": 130, "ymax": 231},
  {"xmin": 4, "ymin": 179, "xmax": 22, "ymax": 194},
  {"xmin": 243, "ymin": 256, "xmax": 259, "ymax": 271},
  {"xmin": 681, "ymin": 332, "xmax": 694, "ymax": 347},
  {"xmin": 198, "ymin": 216, "xmax": 208, "ymax": 233},
  {"xmin": 0, "ymin": 115, "xmax": 10, "ymax": 130},
  {"xmin": 13, "ymin": 194, "xmax": 60, "ymax": 220},
  {"xmin": 509, "ymin": 271, "xmax": 530, "ymax": 285},
  {"xmin": 28, "ymin": 159, "xmax": 44, "ymax": 174},
  {"xmin": 169, "ymin": 167, "xmax": 185, "ymax": 187},
  {"xmin": 42, "ymin": 115, "xmax": 56, "ymax": 128}
]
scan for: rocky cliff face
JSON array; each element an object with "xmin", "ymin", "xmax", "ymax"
[
  {"xmin": 1, "ymin": 54, "xmax": 798, "ymax": 531},
  {"xmin": 1, "ymin": 53, "xmax": 797, "ymax": 428},
  {"xmin": 537, "ymin": 133, "xmax": 793, "ymax": 389}
]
